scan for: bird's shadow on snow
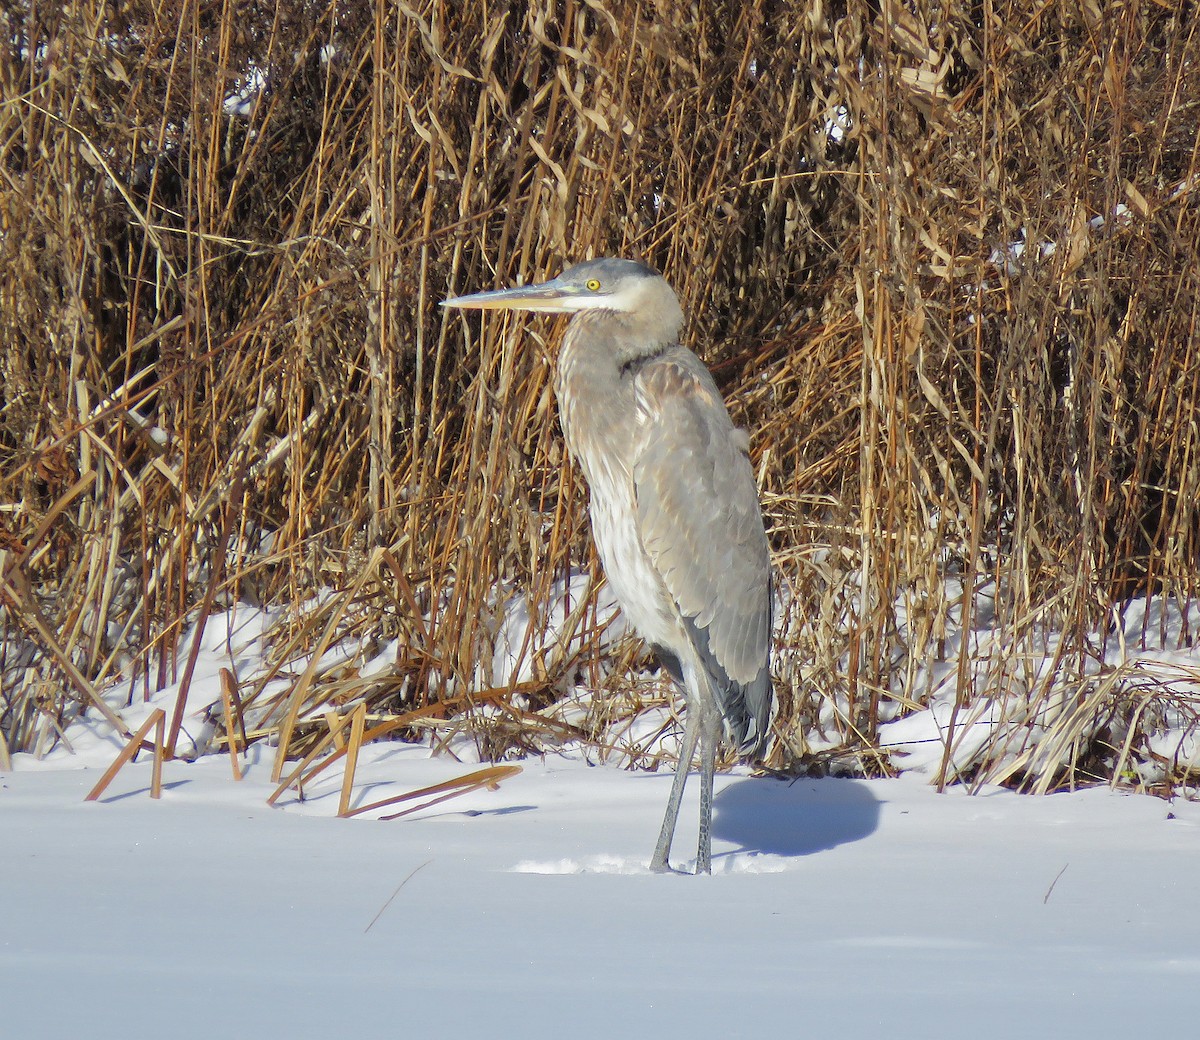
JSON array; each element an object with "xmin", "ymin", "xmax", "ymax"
[{"xmin": 713, "ymin": 776, "xmax": 880, "ymax": 858}]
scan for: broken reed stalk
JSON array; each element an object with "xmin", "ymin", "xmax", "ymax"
[
  {"xmin": 344, "ymin": 764, "xmax": 523, "ymax": 821},
  {"xmin": 218, "ymin": 667, "xmax": 244, "ymax": 781},
  {"xmin": 266, "ymin": 690, "xmax": 515, "ymax": 807},
  {"xmin": 271, "ymin": 548, "xmax": 384, "ymax": 783},
  {"xmin": 337, "ymin": 703, "xmax": 367, "ymax": 817},
  {"xmin": 85, "ymin": 708, "xmax": 166, "ymax": 802}
]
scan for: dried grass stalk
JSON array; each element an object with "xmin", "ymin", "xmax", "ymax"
[{"xmin": 2, "ymin": 1, "xmax": 1199, "ymax": 793}]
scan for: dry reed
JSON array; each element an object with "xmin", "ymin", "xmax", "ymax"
[{"xmin": 2, "ymin": 0, "xmax": 1199, "ymax": 794}]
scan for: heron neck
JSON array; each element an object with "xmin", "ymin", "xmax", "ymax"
[
  {"xmin": 563, "ymin": 308, "xmax": 680, "ymax": 369},
  {"xmin": 553, "ymin": 311, "xmax": 661, "ymax": 468}
]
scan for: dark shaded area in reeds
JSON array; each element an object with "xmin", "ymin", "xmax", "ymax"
[{"xmin": 2, "ymin": 1, "xmax": 1199, "ymax": 790}]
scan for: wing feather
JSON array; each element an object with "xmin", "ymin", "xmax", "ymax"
[{"xmin": 631, "ymin": 349, "xmax": 773, "ymax": 755}]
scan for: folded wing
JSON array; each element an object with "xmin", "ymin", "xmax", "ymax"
[{"xmin": 632, "ymin": 349, "xmax": 773, "ymax": 756}]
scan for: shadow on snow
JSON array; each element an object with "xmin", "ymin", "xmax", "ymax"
[{"xmin": 712, "ymin": 776, "xmax": 880, "ymax": 858}]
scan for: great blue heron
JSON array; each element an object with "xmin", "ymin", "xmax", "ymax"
[{"xmin": 442, "ymin": 258, "xmax": 773, "ymax": 874}]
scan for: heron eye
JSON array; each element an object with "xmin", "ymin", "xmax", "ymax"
[{"xmin": 585, "ymin": 278, "xmax": 601, "ymax": 291}]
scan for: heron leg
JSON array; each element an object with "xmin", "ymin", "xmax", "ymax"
[
  {"xmin": 696, "ymin": 717, "xmax": 718, "ymax": 875},
  {"xmin": 649, "ymin": 707, "xmax": 700, "ymax": 873}
]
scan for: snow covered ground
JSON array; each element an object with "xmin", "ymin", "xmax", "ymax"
[
  {"xmin": 5, "ymin": 736, "xmax": 1200, "ymax": 1037},
  {"xmin": 5, "ymin": 596, "xmax": 1200, "ymax": 1035}
]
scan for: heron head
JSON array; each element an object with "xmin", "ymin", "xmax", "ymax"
[{"xmin": 441, "ymin": 258, "xmax": 682, "ymax": 328}]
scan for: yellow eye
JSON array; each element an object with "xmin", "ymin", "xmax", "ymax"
[{"xmin": 585, "ymin": 278, "xmax": 601, "ymax": 291}]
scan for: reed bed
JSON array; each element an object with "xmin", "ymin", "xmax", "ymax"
[{"xmin": 2, "ymin": 0, "xmax": 1199, "ymax": 793}]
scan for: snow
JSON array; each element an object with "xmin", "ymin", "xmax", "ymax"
[
  {"xmin": 876, "ymin": 586, "xmax": 1200, "ymax": 786},
  {"xmin": 5, "ymin": 727, "xmax": 1200, "ymax": 1035},
  {"xmin": 5, "ymin": 593, "xmax": 1200, "ymax": 1034},
  {"xmin": 223, "ymin": 64, "xmax": 267, "ymax": 118}
]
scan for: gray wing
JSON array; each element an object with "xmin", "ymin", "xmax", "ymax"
[{"xmin": 632, "ymin": 349, "xmax": 773, "ymax": 757}]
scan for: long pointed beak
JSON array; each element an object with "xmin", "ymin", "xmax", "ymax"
[{"xmin": 441, "ymin": 277, "xmax": 583, "ymax": 314}]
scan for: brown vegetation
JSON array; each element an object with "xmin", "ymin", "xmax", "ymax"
[{"xmin": 2, "ymin": 0, "xmax": 1199, "ymax": 791}]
